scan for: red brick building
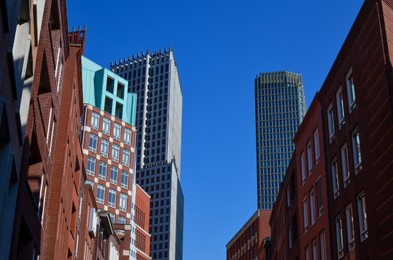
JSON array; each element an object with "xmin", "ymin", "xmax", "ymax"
[
  {"xmin": 226, "ymin": 210, "xmax": 271, "ymax": 260},
  {"xmin": 270, "ymin": 156, "xmax": 300, "ymax": 260},
  {"xmin": 270, "ymin": 1, "xmax": 393, "ymax": 259},
  {"xmin": 294, "ymin": 97, "xmax": 331, "ymax": 260},
  {"xmin": 319, "ymin": 0, "xmax": 393, "ymax": 258},
  {"xmin": 135, "ymin": 185, "xmax": 152, "ymax": 260}
]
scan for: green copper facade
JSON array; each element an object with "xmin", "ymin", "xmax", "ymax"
[{"xmin": 82, "ymin": 56, "xmax": 137, "ymax": 126}]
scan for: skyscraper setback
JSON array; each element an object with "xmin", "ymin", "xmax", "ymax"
[
  {"xmin": 112, "ymin": 48, "xmax": 184, "ymax": 260},
  {"xmin": 255, "ymin": 71, "xmax": 305, "ymax": 209}
]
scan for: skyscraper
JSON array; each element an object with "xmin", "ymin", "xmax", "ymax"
[
  {"xmin": 111, "ymin": 48, "xmax": 184, "ymax": 260},
  {"xmin": 255, "ymin": 71, "xmax": 305, "ymax": 210}
]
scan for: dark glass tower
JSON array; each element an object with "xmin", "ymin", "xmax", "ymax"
[
  {"xmin": 255, "ymin": 71, "xmax": 305, "ymax": 209},
  {"xmin": 111, "ymin": 48, "xmax": 183, "ymax": 260}
]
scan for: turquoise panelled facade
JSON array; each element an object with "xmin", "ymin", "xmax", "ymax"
[{"xmin": 82, "ymin": 56, "xmax": 137, "ymax": 126}]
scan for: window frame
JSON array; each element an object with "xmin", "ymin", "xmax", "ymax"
[
  {"xmin": 89, "ymin": 134, "xmax": 98, "ymax": 152},
  {"xmin": 91, "ymin": 112, "xmax": 100, "ymax": 130},
  {"xmin": 110, "ymin": 166, "xmax": 118, "ymax": 184},
  {"xmin": 346, "ymin": 68, "xmax": 356, "ymax": 111}
]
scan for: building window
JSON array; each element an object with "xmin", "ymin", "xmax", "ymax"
[
  {"xmin": 310, "ymin": 190, "xmax": 316, "ymax": 225},
  {"xmin": 119, "ymin": 193, "xmax": 127, "ymax": 211},
  {"xmin": 352, "ymin": 129, "xmax": 362, "ymax": 173},
  {"xmin": 357, "ymin": 191, "xmax": 368, "ymax": 241},
  {"xmin": 320, "ymin": 231, "xmax": 327, "ymax": 260},
  {"xmin": 91, "ymin": 112, "xmax": 100, "ymax": 130},
  {"xmin": 89, "ymin": 134, "xmax": 98, "ymax": 152},
  {"xmin": 336, "ymin": 88, "xmax": 345, "ymax": 127},
  {"xmin": 121, "ymin": 171, "xmax": 129, "ymax": 189},
  {"xmin": 346, "ymin": 204, "xmax": 355, "ymax": 250},
  {"xmin": 87, "ymin": 156, "xmax": 96, "ymax": 175},
  {"xmin": 101, "ymin": 139, "xmax": 109, "ymax": 157},
  {"xmin": 115, "ymin": 102, "xmax": 123, "ymax": 118},
  {"xmin": 112, "ymin": 144, "xmax": 120, "ymax": 162},
  {"xmin": 104, "ymin": 97, "xmax": 113, "ymax": 114},
  {"xmin": 108, "ymin": 189, "xmax": 117, "ymax": 207},
  {"xmin": 97, "ymin": 184, "xmax": 105, "ymax": 204},
  {"xmin": 106, "ymin": 77, "xmax": 114, "ymax": 93},
  {"xmin": 117, "ymin": 82, "xmax": 125, "ymax": 99},
  {"xmin": 98, "ymin": 162, "xmax": 107, "ymax": 180},
  {"xmin": 303, "ymin": 197, "xmax": 309, "ymax": 232},
  {"xmin": 114, "ymin": 123, "xmax": 121, "ymax": 140},
  {"xmin": 313, "ymin": 129, "xmax": 320, "ymax": 163},
  {"xmin": 122, "ymin": 150, "xmax": 130, "ymax": 167},
  {"xmin": 316, "ymin": 178, "xmax": 323, "ymax": 216},
  {"xmin": 110, "ymin": 166, "xmax": 118, "ymax": 184},
  {"xmin": 288, "ymin": 225, "xmax": 293, "ymax": 249},
  {"xmin": 307, "ymin": 141, "xmax": 313, "ymax": 173},
  {"xmin": 102, "ymin": 118, "xmax": 111, "ymax": 135},
  {"xmin": 312, "ymin": 239, "xmax": 318, "ymax": 260},
  {"xmin": 336, "ymin": 215, "xmax": 344, "ymax": 258},
  {"xmin": 118, "ymin": 216, "xmax": 126, "ymax": 235},
  {"xmin": 305, "ymin": 246, "xmax": 311, "ymax": 260},
  {"xmin": 331, "ymin": 160, "xmax": 339, "ymax": 198},
  {"xmin": 301, "ymin": 152, "xmax": 306, "ymax": 184},
  {"xmin": 124, "ymin": 128, "xmax": 131, "ymax": 144},
  {"xmin": 341, "ymin": 144, "xmax": 350, "ymax": 187},
  {"xmin": 346, "ymin": 68, "xmax": 356, "ymax": 111},
  {"xmin": 109, "ymin": 213, "xmax": 115, "ymax": 223},
  {"xmin": 327, "ymin": 104, "xmax": 335, "ymax": 142}
]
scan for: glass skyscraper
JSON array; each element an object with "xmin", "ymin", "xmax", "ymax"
[
  {"xmin": 111, "ymin": 48, "xmax": 183, "ymax": 260},
  {"xmin": 255, "ymin": 71, "xmax": 305, "ymax": 210}
]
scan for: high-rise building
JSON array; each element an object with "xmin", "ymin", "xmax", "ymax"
[
  {"xmin": 255, "ymin": 71, "xmax": 305, "ymax": 209},
  {"xmin": 81, "ymin": 56, "xmax": 151, "ymax": 259},
  {"xmin": 111, "ymin": 48, "xmax": 184, "ymax": 260}
]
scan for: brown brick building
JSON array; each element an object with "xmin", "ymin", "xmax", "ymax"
[
  {"xmin": 270, "ymin": 0, "xmax": 393, "ymax": 259},
  {"xmin": 227, "ymin": 210, "xmax": 272, "ymax": 260},
  {"xmin": 319, "ymin": 0, "xmax": 393, "ymax": 258},
  {"xmin": 294, "ymin": 97, "xmax": 331, "ymax": 260},
  {"xmin": 135, "ymin": 185, "xmax": 152, "ymax": 260},
  {"xmin": 270, "ymin": 156, "xmax": 300, "ymax": 260}
]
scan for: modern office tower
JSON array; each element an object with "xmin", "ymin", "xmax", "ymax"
[
  {"xmin": 81, "ymin": 56, "xmax": 151, "ymax": 260},
  {"xmin": 111, "ymin": 48, "xmax": 184, "ymax": 260},
  {"xmin": 255, "ymin": 71, "xmax": 305, "ymax": 210}
]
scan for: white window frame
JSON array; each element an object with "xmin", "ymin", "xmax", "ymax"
[
  {"xmin": 89, "ymin": 134, "xmax": 98, "ymax": 152},
  {"xmin": 124, "ymin": 128, "xmax": 131, "ymax": 144},
  {"xmin": 97, "ymin": 184, "xmax": 105, "ymax": 204},
  {"xmin": 110, "ymin": 166, "xmax": 118, "ymax": 184},
  {"xmin": 114, "ymin": 123, "xmax": 121, "ymax": 140},
  {"xmin": 119, "ymin": 193, "xmax": 127, "ymax": 211},
  {"xmin": 346, "ymin": 204, "xmax": 355, "ymax": 250},
  {"xmin": 87, "ymin": 156, "xmax": 96, "ymax": 175},
  {"xmin": 301, "ymin": 152, "xmax": 306, "ymax": 184},
  {"xmin": 91, "ymin": 112, "xmax": 100, "ymax": 130},
  {"xmin": 307, "ymin": 141, "xmax": 313, "ymax": 173},
  {"xmin": 336, "ymin": 87, "xmax": 345, "ymax": 127},
  {"xmin": 320, "ymin": 231, "xmax": 327, "ymax": 260},
  {"xmin": 121, "ymin": 171, "xmax": 129, "ymax": 189},
  {"xmin": 352, "ymin": 129, "xmax": 362, "ymax": 173},
  {"xmin": 122, "ymin": 149, "xmax": 130, "ymax": 167},
  {"xmin": 341, "ymin": 144, "xmax": 350, "ymax": 187},
  {"xmin": 100, "ymin": 139, "xmax": 109, "ymax": 157},
  {"xmin": 357, "ymin": 191, "xmax": 368, "ymax": 241},
  {"xmin": 312, "ymin": 239, "xmax": 318, "ymax": 260},
  {"xmin": 303, "ymin": 196, "xmax": 309, "ymax": 232},
  {"xmin": 331, "ymin": 160, "xmax": 339, "ymax": 198},
  {"xmin": 346, "ymin": 68, "xmax": 356, "ymax": 111},
  {"xmin": 314, "ymin": 129, "xmax": 320, "ymax": 163},
  {"xmin": 102, "ymin": 118, "xmax": 111, "ymax": 135},
  {"xmin": 336, "ymin": 215, "xmax": 344, "ymax": 258},
  {"xmin": 327, "ymin": 104, "xmax": 335, "ymax": 142},
  {"xmin": 108, "ymin": 189, "xmax": 117, "ymax": 208},
  {"xmin": 112, "ymin": 144, "xmax": 120, "ymax": 162},
  {"xmin": 98, "ymin": 162, "xmax": 107, "ymax": 180},
  {"xmin": 310, "ymin": 189, "xmax": 316, "ymax": 225}
]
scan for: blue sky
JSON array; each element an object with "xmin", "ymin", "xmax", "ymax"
[{"xmin": 68, "ymin": 1, "xmax": 364, "ymax": 259}]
